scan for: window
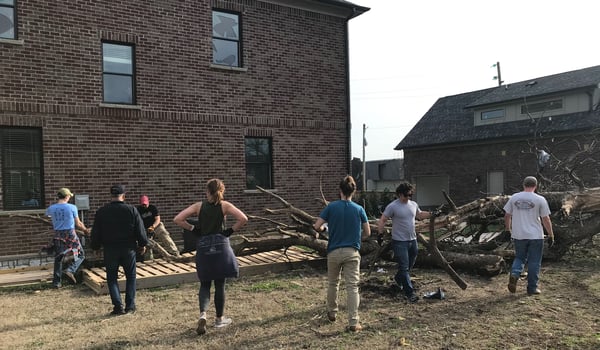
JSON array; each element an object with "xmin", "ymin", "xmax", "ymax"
[
  {"xmin": 245, "ymin": 137, "xmax": 272, "ymax": 189},
  {"xmin": 0, "ymin": 0, "xmax": 16, "ymax": 40},
  {"xmin": 521, "ymin": 99, "xmax": 562, "ymax": 114},
  {"xmin": 1, "ymin": 128, "xmax": 43, "ymax": 210},
  {"xmin": 481, "ymin": 109, "xmax": 504, "ymax": 120},
  {"xmin": 102, "ymin": 42, "xmax": 135, "ymax": 104},
  {"xmin": 212, "ymin": 10, "xmax": 241, "ymax": 67}
]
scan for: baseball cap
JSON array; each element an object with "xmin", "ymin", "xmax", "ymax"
[
  {"xmin": 140, "ymin": 195, "xmax": 149, "ymax": 205},
  {"xmin": 110, "ymin": 184, "xmax": 126, "ymax": 195},
  {"xmin": 57, "ymin": 188, "xmax": 73, "ymax": 198}
]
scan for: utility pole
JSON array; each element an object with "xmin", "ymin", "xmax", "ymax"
[
  {"xmin": 362, "ymin": 123, "xmax": 367, "ymax": 191},
  {"xmin": 493, "ymin": 61, "xmax": 504, "ymax": 86}
]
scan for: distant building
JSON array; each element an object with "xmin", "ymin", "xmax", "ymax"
[
  {"xmin": 352, "ymin": 158, "xmax": 403, "ymax": 192},
  {"xmin": 394, "ymin": 65, "xmax": 600, "ymax": 207}
]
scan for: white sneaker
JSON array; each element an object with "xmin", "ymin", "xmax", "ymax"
[
  {"xmin": 196, "ymin": 317, "xmax": 207, "ymax": 335},
  {"xmin": 214, "ymin": 316, "xmax": 232, "ymax": 328}
]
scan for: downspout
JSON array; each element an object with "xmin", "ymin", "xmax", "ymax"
[{"xmin": 344, "ymin": 17, "xmax": 352, "ymax": 175}]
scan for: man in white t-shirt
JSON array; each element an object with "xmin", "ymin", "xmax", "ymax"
[{"xmin": 503, "ymin": 176, "xmax": 554, "ymax": 295}]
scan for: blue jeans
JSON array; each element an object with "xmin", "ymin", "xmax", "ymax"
[
  {"xmin": 104, "ymin": 246, "xmax": 138, "ymax": 311},
  {"xmin": 392, "ymin": 239, "xmax": 418, "ymax": 297},
  {"xmin": 511, "ymin": 239, "xmax": 544, "ymax": 293},
  {"xmin": 52, "ymin": 249, "xmax": 85, "ymax": 286}
]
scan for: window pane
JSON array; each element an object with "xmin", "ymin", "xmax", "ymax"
[
  {"xmin": 1, "ymin": 128, "xmax": 43, "ymax": 210},
  {"xmin": 246, "ymin": 164, "xmax": 271, "ymax": 189},
  {"xmin": 481, "ymin": 109, "xmax": 504, "ymax": 120},
  {"xmin": 103, "ymin": 43, "xmax": 133, "ymax": 74},
  {"xmin": 213, "ymin": 11, "xmax": 239, "ymax": 40},
  {"xmin": 213, "ymin": 39, "xmax": 238, "ymax": 66},
  {"xmin": 245, "ymin": 138, "xmax": 272, "ymax": 189},
  {"xmin": 103, "ymin": 74, "xmax": 133, "ymax": 104},
  {"xmin": 0, "ymin": 1, "xmax": 15, "ymax": 5},
  {"xmin": 0, "ymin": 7, "xmax": 15, "ymax": 39}
]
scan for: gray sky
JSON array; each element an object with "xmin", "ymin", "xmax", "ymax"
[{"xmin": 348, "ymin": 0, "xmax": 600, "ymax": 161}]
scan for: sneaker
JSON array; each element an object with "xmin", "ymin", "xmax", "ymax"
[
  {"xmin": 528, "ymin": 288, "xmax": 541, "ymax": 295},
  {"xmin": 196, "ymin": 317, "xmax": 207, "ymax": 335},
  {"xmin": 508, "ymin": 274, "xmax": 518, "ymax": 293},
  {"xmin": 407, "ymin": 294, "xmax": 419, "ymax": 303},
  {"xmin": 214, "ymin": 317, "xmax": 232, "ymax": 328},
  {"xmin": 346, "ymin": 324, "xmax": 363, "ymax": 333},
  {"xmin": 64, "ymin": 271, "xmax": 77, "ymax": 284},
  {"xmin": 110, "ymin": 307, "xmax": 126, "ymax": 316},
  {"xmin": 327, "ymin": 311, "xmax": 337, "ymax": 322},
  {"xmin": 125, "ymin": 308, "xmax": 136, "ymax": 314},
  {"xmin": 52, "ymin": 284, "xmax": 61, "ymax": 289}
]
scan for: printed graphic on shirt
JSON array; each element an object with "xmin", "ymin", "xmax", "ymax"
[{"xmin": 514, "ymin": 200, "xmax": 535, "ymax": 210}]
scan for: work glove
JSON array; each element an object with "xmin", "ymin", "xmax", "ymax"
[
  {"xmin": 221, "ymin": 228, "xmax": 234, "ymax": 237},
  {"xmin": 547, "ymin": 235, "xmax": 555, "ymax": 248},
  {"xmin": 137, "ymin": 246, "xmax": 147, "ymax": 255},
  {"xmin": 377, "ymin": 234, "xmax": 384, "ymax": 246},
  {"xmin": 431, "ymin": 209, "xmax": 441, "ymax": 218}
]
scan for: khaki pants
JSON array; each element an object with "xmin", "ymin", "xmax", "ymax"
[
  {"xmin": 327, "ymin": 247, "xmax": 361, "ymax": 327},
  {"xmin": 148, "ymin": 222, "xmax": 179, "ymax": 257}
]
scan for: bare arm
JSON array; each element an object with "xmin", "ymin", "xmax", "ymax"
[
  {"xmin": 74, "ymin": 216, "xmax": 90, "ymax": 234},
  {"xmin": 361, "ymin": 221, "xmax": 371, "ymax": 240},
  {"xmin": 542, "ymin": 216, "xmax": 553, "ymax": 239},
  {"xmin": 173, "ymin": 202, "xmax": 202, "ymax": 231},
  {"xmin": 222, "ymin": 201, "xmax": 248, "ymax": 232},
  {"xmin": 313, "ymin": 217, "xmax": 326, "ymax": 232},
  {"xmin": 152, "ymin": 215, "xmax": 161, "ymax": 229},
  {"xmin": 504, "ymin": 213, "xmax": 512, "ymax": 232},
  {"xmin": 377, "ymin": 214, "xmax": 388, "ymax": 234},
  {"xmin": 416, "ymin": 210, "xmax": 431, "ymax": 220}
]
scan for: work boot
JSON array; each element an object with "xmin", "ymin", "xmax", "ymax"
[{"xmin": 508, "ymin": 274, "xmax": 518, "ymax": 293}]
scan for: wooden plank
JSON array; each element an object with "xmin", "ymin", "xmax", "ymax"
[{"xmin": 0, "ymin": 247, "xmax": 324, "ymax": 293}]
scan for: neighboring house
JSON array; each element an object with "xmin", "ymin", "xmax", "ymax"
[
  {"xmin": 395, "ymin": 65, "xmax": 600, "ymax": 207},
  {"xmin": 365, "ymin": 158, "xmax": 403, "ymax": 192},
  {"xmin": 0, "ymin": 0, "xmax": 368, "ymax": 258}
]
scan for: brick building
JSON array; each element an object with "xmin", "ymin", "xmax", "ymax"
[
  {"xmin": 0, "ymin": 0, "xmax": 369, "ymax": 259},
  {"xmin": 395, "ymin": 65, "xmax": 600, "ymax": 207}
]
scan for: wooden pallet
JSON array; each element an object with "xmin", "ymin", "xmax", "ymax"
[{"xmin": 82, "ymin": 248, "xmax": 325, "ymax": 294}]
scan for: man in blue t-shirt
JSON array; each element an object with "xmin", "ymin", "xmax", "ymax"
[
  {"xmin": 314, "ymin": 176, "xmax": 370, "ymax": 333},
  {"xmin": 46, "ymin": 188, "xmax": 90, "ymax": 288}
]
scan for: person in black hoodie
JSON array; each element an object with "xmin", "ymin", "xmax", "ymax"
[{"xmin": 91, "ymin": 184, "xmax": 148, "ymax": 315}]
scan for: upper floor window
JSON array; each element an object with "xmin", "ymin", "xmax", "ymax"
[
  {"xmin": 102, "ymin": 42, "xmax": 135, "ymax": 104},
  {"xmin": 0, "ymin": 0, "xmax": 16, "ymax": 40},
  {"xmin": 245, "ymin": 137, "xmax": 273, "ymax": 189},
  {"xmin": 1, "ymin": 128, "xmax": 43, "ymax": 210},
  {"xmin": 212, "ymin": 10, "xmax": 241, "ymax": 67},
  {"xmin": 521, "ymin": 99, "xmax": 562, "ymax": 114},
  {"xmin": 481, "ymin": 109, "xmax": 504, "ymax": 120}
]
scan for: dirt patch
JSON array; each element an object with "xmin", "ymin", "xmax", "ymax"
[{"xmin": 1, "ymin": 249, "xmax": 599, "ymax": 349}]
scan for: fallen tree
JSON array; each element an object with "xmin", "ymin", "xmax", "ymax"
[{"xmin": 12, "ymin": 186, "xmax": 600, "ymax": 288}]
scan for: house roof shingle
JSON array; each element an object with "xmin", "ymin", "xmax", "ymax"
[{"xmin": 395, "ymin": 65, "xmax": 600, "ymax": 151}]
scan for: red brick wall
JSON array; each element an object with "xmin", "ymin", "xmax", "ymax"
[{"xmin": 0, "ymin": 0, "xmax": 353, "ymax": 255}]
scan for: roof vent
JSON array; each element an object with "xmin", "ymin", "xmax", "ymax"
[{"xmin": 525, "ymin": 81, "xmax": 537, "ymax": 87}]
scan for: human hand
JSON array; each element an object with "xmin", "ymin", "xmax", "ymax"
[
  {"xmin": 137, "ymin": 246, "xmax": 146, "ymax": 255},
  {"xmin": 148, "ymin": 226, "xmax": 155, "ymax": 233},
  {"xmin": 377, "ymin": 234, "xmax": 384, "ymax": 246},
  {"xmin": 221, "ymin": 228, "xmax": 234, "ymax": 237},
  {"xmin": 548, "ymin": 235, "xmax": 555, "ymax": 247}
]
